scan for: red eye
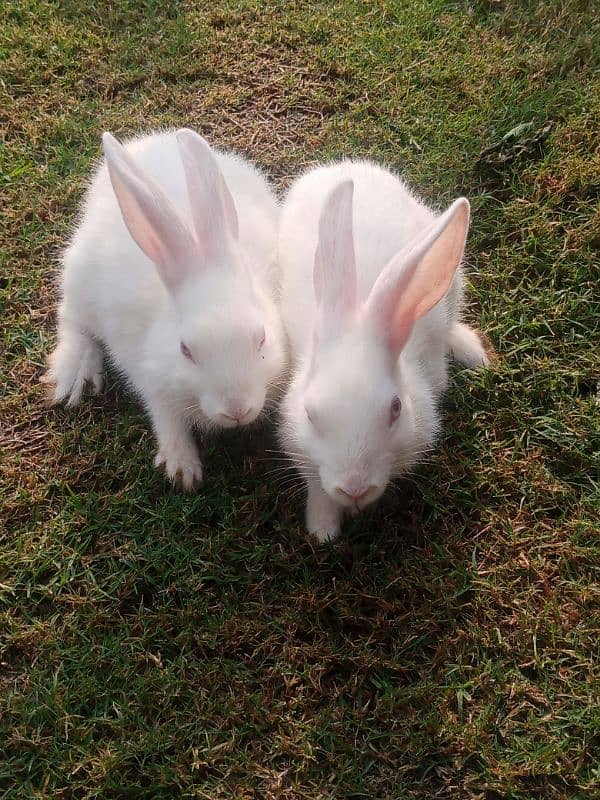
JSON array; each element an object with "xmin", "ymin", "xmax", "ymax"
[
  {"xmin": 180, "ymin": 342, "xmax": 194, "ymax": 362},
  {"xmin": 305, "ymin": 405, "xmax": 323, "ymax": 435},
  {"xmin": 390, "ymin": 395, "xmax": 402, "ymax": 425}
]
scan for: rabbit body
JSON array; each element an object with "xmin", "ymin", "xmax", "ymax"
[
  {"xmin": 46, "ymin": 130, "xmax": 285, "ymax": 488},
  {"xmin": 278, "ymin": 161, "xmax": 488, "ymax": 541}
]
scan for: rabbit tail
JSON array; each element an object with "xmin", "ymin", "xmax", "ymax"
[{"xmin": 449, "ymin": 322, "xmax": 490, "ymax": 369}]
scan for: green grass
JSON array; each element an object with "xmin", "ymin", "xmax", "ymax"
[{"xmin": 1, "ymin": 0, "xmax": 599, "ymax": 797}]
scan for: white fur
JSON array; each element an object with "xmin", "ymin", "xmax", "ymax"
[
  {"xmin": 278, "ymin": 161, "xmax": 489, "ymax": 541},
  {"xmin": 45, "ymin": 129, "xmax": 286, "ymax": 489}
]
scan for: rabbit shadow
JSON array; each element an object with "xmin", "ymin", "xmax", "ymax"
[{"xmin": 202, "ymin": 425, "xmax": 479, "ymax": 673}]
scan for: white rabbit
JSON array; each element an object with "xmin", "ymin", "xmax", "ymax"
[
  {"xmin": 44, "ymin": 128, "xmax": 286, "ymax": 489},
  {"xmin": 278, "ymin": 161, "xmax": 489, "ymax": 541}
]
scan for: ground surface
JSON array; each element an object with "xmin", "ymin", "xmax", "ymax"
[{"xmin": 1, "ymin": 1, "xmax": 599, "ymax": 798}]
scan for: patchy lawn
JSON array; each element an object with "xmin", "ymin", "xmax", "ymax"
[{"xmin": 1, "ymin": 1, "xmax": 598, "ymax": 798}]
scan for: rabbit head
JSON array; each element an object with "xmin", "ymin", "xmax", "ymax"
[
  {"xmin": 280, "ymin": 180, "xmax": 470, "ymax": 510},
  {"xmin": 103, "ymin": 129, "xmax": 284, "ymax": 428}
]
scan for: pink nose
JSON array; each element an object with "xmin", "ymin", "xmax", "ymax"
[
  {"xmin": 223, "ymin": 401, "xmax": 251, "ymax": 423},
  {"xmin": 336, "ymin": 486, "xmax": 371, "ymax": 504}
]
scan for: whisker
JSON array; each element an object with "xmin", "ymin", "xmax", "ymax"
[
  {"xmin": 267, "ymin": 468, "xmax": 317, "ymax": 484},
  {"xmin": 262, "ymin": 458, "xmax": 311, "ymax": 467},
  {"xmin": 274, "ymin": 477, "xmax": 310, "ymax": 491},
  {"xmin": 265, "ymin": 449, "xmax": 304, "ymax": 455},
  {"xmin": 260, "ymin": 460, "xmax": 313, "ymax": 470},
  {"xmin": 272, "ymin": 483, "xmax": 309, "ymax": 499},
  {"xmin": 278, "ymin": 485, "xmax": 308, "ymax": 503},
  {"xmin": 262, "ymin": 469, "xmax": 304, "ymax": 481}
]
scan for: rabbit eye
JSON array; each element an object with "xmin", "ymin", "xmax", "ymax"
[
  {"xmin": 390, "ymin": 395, "xmax": 402, "ymax": 425},
  {"xmin": 180, "ymin": 342, "xmax": 194, "ymax": 362},
  {"xmin": 305, "ymin": 404, "xmax": 323, "ymax": 435},
  {"xmin": 257, "ymin": 327, "xmax": 266, "ymax": 351}
]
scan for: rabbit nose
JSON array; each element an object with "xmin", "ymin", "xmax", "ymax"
[
  {"xmin": 335, "ymin": 486, "xmax": 374, "ymax": 504},
  {"xmin": 223, "ymin": 401, "xmax": 252, "ymax": 424}
]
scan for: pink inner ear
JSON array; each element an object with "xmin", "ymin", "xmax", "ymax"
[
  {"xmin": 366, "ymin": 197, "xmax": 470, "ymax": 358},
  {"xmin": 314, "ymin": 180, "xmax": 357, "ymax": 335},
  {"xmin": 218, "ymin": 173, "xmax": 239, "ymax": 239},
  {"xmin": 176, "ymin": 128, "xmax": 234, "ymax": 262},
  {"xmin": 103, "ymin": 132, "xmax": 198, "ymax": 292},
  {"xmin": 387, "ymin": 307, "xmax": 417, "ymax": 355}
]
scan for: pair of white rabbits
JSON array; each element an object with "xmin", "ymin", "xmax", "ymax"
[{"xmin": 45, "ymin": 128, "xmax": 489, "ymax": 542}]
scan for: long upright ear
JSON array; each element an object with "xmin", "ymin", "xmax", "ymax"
[
  {"xmin": 364, "ymin": 197, "xmax": 470, "ymax": 357},
  {"xmin": 102, "ymin": 132, "xmax": 198, "ymax": 292},
  {"xmin": 313, "ymin": 180, "xmax": 357, "ymax": 338},
  {"xmin": 175, "ymin": 128, "xmax": 238, "ymax": 262}
]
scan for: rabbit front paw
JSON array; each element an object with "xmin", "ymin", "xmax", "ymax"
[
  {"xmin": 306, "ymin": 483, "xmax": 342, "ymax": 542},
  {"xmin": 154, "ymin": 441, "xmax": 203, "ymax": 491}
]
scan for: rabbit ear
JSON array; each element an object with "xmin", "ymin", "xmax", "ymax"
[
  {"xmin": 365, "ymin": 197, "xmax": 470, "ymax": 357},
  {"xmin": 313, "ymin": 180, "xmax": 357, "ymax": 337},
  {"xmin": 103, "ymin": 132, "xmax": 197, "ymax": 292},
  {"xmin": 176, "ymin": 128, "xmax": 238, "ymax": 261}
]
